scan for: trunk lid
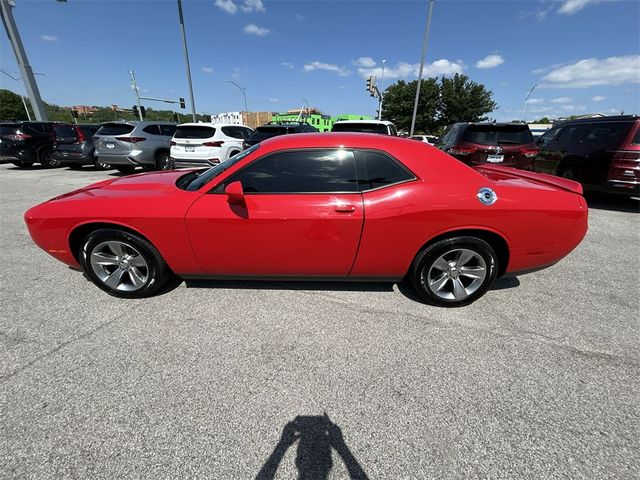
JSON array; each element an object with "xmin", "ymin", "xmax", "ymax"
[
  {"xmin": 474, "ymin": 164, "xmax": 583, "ymax": 195},
  {"xmin": 94, "ymin": 123, "xmax": 136, "ymax": 154}
]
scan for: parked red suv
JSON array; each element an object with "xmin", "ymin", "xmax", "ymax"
[
  {"xmin": 533, "ymin": 115, "xmax": 639, "ymax": 197},
  {"xmin": 436, "ymin": 122, "xmax": 538, "ymax": 170}
]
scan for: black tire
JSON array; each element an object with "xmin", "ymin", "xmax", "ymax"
[
  {"xmin": 79, "ymin": 229, "xmax": 171, "ymax": 299},
  {"xmin": 115, "ymin": 165, "xmax": 136, "ymax": 174},
  {"xmin": 155, "ymin": 150, "xmax": 170, "ymax": 170},
  {"xmin": 11, "ymin": 160, "xmax": 33, "ymax": 168},
  {"xmin": 410, "ymin": 236, "xmax": 498, "ymax": 307},
  {"xmin": 38, "ymin": 147, "xmax": 59, "ymax": 168},
  {"xmin": 559, "ymin": 165, "xmax": 581, "ymax": 182}
]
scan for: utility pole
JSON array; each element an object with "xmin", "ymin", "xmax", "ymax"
[
  {"xmin": 519, "ymin": 84, "xmax": 538, "ymax": 123},
  {"xmin": 128, "ymin": 69, "xmax": 144, "ymax": 121},
  {"xmin": 410, "ymin": 0, "xmax": 435, "ymax": 137},
  {"xmin": 176, "ymin": 0, "xmax": 196, "ymax": 122},
  {"xmin": 1, "ymin": 0, "xmax": 48, "ymax": 120}
]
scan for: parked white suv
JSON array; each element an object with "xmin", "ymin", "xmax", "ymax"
[
  {"xmin": 331, "ymin": 120, "xmax": 398, "ymax": 136},
  {"xmin": 169, "ymin": 123, "xmax": 254, "ymax": 168}
]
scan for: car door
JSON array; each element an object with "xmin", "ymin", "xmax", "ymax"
[
  {"xmin": 533, "ymin": 126, "xmax": 563, "ymax": 174},
  {"xmin": 185, "ymin": 148, "xmax": 364, "ymax": 276}
]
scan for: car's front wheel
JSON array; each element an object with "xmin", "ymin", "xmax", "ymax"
[
  {"xmin": 80, "ymin": 229, "xmax": 171, "ymax": 298},
  {"xmin": 94, "ymin": 158, "xmax": 111, "ymax": 170},
  {"xmin": 411, "ymin": 236, "xmax": 498, "ymax": 307}
]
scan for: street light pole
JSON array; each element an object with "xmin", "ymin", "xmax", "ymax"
[
  {"xmin": 378, "ymin": 59, "xmax": 386, "ymax": 121},
  {"xmin": 410, "ymin": 0, "xmax": 435, "ymax": 137},
  {"xmin": 128, "ymin": 69, "xmax": 144, "ymax": 121},
  {"xmin": 176, "ymin": 0, "xmax": 196, "ymax": 122},
  {"xmin": 225, "ymin": 80, "xmax": 248, "ymax": 114},
  {"xmin": 1, "ymin": 0, "xmax": 48, "ymax": 120},
  {"xmin": 519, "ymin": 84, "xmax": 538, "ymax": 123}
]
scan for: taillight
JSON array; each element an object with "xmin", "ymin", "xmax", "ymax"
[
  {"xmin": 202, "ymin": 141, "xmax": 224, "ymax": 147},
  {"xmin": 520, "ymin": 147, "xmax": 539, "ymax": 158},
  {"xmin": 115, "ymin": 136, "xmax": 146, "ymax": 143},
  {"xmin": 608, "ymin": 150, "xmax": 640, "ymax": 181},
  {"xmin": 449, "ymin": 146, "xmax": 477, "ymax": 156},
  {"xmin": 4, "ymin": 133, "xmax": 31, "ymax": 141},
  {"xmin": 75, "ymin": 127, "xmax": 86, "ymax": 144},
  {"xmin": 170, "ymin": 141, "xmax": 176, "ymax": 146}
]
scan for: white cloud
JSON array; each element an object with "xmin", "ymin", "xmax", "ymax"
[
  {"xmin": 592, "ymin": 95, "xmax": 606, "ymax": 102},
  {"xmin": 303, "ymin": 61, "xmax": 351, "ymax": 77},
  {"xmin": 216, "ymin": 0, "xmax": 266, "ymax": 14},
  {"xmin": 268, "ymin": 97, "xmax": 280, "ymax": 103},
  {"xmin": 355, "ymin": 58, "xmax": 464, "ymax": 80},
  {"xmin": 558, "ymin": 0, "xmax": 601, "ymax": 15},
  {"xmin": 561, "ymin": 104, "xmax": 587, "ymax": 111},
  {"xmin": 541, "ymin": 55, "xmax": 640, "ymax": 88},
  {"xmin": 214, "ymin": 0, "xmax": 237, "ymax": 14},
  {"xmin": 475, "ymin": 54, "xmax": 505, "ymax": 69},
  {"xmin": 338, "ymin": 85, "xmax": 347, "ymax": 89},
  {"xmin": 201, "ymin": 67, "xmax": 214, "ymax": 74},
  {"xmin": 527, "ymin": 98, "xmax": 545, "ymax": 104},
  {"xmin": 231, "ymin": 67, "xmax": 242, "ymax": 80},
  {"xmin": 550, "ymin": 97, "xmax": 572, "ymax": 103},
  {"xmin": 281, "ymin": 62, "xmax": 294, "ymax": 69},
  {"xmin": 243, "ymin": 24, "xmax": 270, "ymax": 36},
  {"xmin": 608, "ymin": 108, "xmax": 621, "ymax": 113},
  {"xmin": 295, "ymin": 14, "xmax": 304, "ymax": 20},
  {"xmin": 352, "ymin": 57, "xmax": 377, "ymax": 68},
  {"xmin": 241, "ymin": 0, "xmax": 266, "ymax": 13},
  {"xmin": 41, "ymin": 34, "xmax": 59, "ymax": 42}
]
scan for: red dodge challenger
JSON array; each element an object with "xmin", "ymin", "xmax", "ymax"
[{"xmin": 24, "ymin": 133, "xmax": 588, "ymax": 307}]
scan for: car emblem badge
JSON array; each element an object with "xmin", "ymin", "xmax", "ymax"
[
  {"xmin": 493, "ymin": 146, "xmax": 503, "ymax": 154},
  {"xmin": 477, "ymin": 187, "xmax": 498, "ymax": 206}
]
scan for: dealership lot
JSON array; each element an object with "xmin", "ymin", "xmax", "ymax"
[{"xmin": 1, "ymin": 165, "xmax": 638, "ymax": 478}]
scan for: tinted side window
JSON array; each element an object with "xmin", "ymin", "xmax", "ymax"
[
  {"xmin": 581, "ymin": 122, "xmax": 633, "ymax": 147},
  {"xmin": 360, "ymin": 151, "xmax": 413, "ymax": 190},
  {"xmin": 160, "ymin": 124, "xmax": 177, "ymax": 137},
  {"xmin": 228, "ymin": 149, "xmax": 357, "ymax": 193},
  {"xmin": 389, "ymin": 125, "xmax": 398, "ymax": 136},
  {"xmin": 221, "ymin": 126, "xmax": 250, "ymax": 139},
  {"xmin": 556, "ymin": 124, "xmax": 590, "ymax": 143},
  {"xmin": 142, "ymin": 125, "xmax": 161, "ymax": 135},
  {"xmin": 536, "ymin": 126, "xmax": 562, "ymax": 146}
]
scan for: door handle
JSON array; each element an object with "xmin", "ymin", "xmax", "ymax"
[{"xmin": 334, "ymin": 204, "xmax": 356, "ymax": 213}]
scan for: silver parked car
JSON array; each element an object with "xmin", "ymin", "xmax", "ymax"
[{"xmin": 93, "ymin": 121, "xmax": 177, "ymax": 173}]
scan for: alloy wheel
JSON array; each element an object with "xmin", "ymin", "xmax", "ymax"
[
  {"xmin": 89, "ymin": 240, "xmax": 149, "ymax": 292},
  {"xmin": 423, "ymin": 248, "xmax": 487, "ymax": 301}
]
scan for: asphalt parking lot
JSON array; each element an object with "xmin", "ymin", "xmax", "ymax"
[{"xmin": 1, "ymin": 164, "xmax": 638, "ymax": 479}]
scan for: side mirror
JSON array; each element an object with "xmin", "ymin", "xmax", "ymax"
[{"xmin": 224, "ymin": 181, "xmax": 245, "ymax": 205}]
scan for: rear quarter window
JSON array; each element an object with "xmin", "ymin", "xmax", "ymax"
[
  {"xmin": 581, "ymin": 122, "xmax": 634, "ymax": 148},
  {"xmin": 360, "ymin": 151, "xmax": 414, "ymax": 190}
]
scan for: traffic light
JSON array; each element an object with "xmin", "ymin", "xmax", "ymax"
[
  {"xmin": 132, "ymin": 105, "xmax": 138, "ymax": 117},
  {"xmin": 179, "ymin": 97, "xmax": 186, "ymax": 109},
  {"xmin": 366, "ymin": 76, "xmax": 373, "ymax": 94},
  {"xmin": 140, "ymin": 105, "xmax": 146, "ymax": 118}
]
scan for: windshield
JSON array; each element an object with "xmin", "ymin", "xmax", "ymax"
[
  {"xmin": 332, "ymin": 123, "xmax": 389, "ymax": 134},
  {"xmin": 462, "ymin": 124, "xmax": 533, "ymax": 145},
  {"xmin": 181, "ymin": 143, "xmax": 261, "ymax": 191},
  {"xmin": 96, "ymin": 123, "xmax": 135, "ymax": 136}
]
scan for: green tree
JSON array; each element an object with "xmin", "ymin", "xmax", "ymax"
[
  {"xmin": 438, "ymin": 74, "xmax": 497, "ymax": 126},
  {"xmin": 0, "ymin": 89, "xmax": 31, "ymax": 121},
  {"xmin": 382, "ymin": 79, "xmax": 439, "ymax": 133},
  {"xmin": 532, "ymin": 116, "xmax": 551, "ymax": 124}
]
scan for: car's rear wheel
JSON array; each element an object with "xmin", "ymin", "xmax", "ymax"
[
  {"xmin": 39, "ymin": 147, "xmax": 59, "ymax": 168},
  {"xmin": 94, "ymin": 158, "xmax": 111, "ymax": 170},
  {"xmin": 114, "ymin": 165, "xmax": 135, "ymax": 174},
  {"xmin": 411, "ymin": 236, "xmax": 497, "ymax": 307},
  {"xmin": 80, "ymin": 229, "xmax": 171, "ymax": 298},
  {"xmin": 155, "ymin": 151, "xmax": 170, "ymax": 170},
  {"xmin": 559, "ymin": 166, "xmax": 581, "ymax": 181}
]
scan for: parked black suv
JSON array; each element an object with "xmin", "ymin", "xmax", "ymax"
[
  {"xmin": 533, "ymin": 115, "xmax": 639, "ymax": 196},
  {"xmin": 436, "ymin": 122, "xmax": 538, "ymax": 170},
  {"xmin": 0, "ymin": 121, "xmax": 58, "ymax": 168},
  {"xmin": 52, "ymin": 123, "xmax": 108, "ymax": 170},
  {"xmin": 243, "ymin": 121, "xmax": 318, "ymax": 149}
]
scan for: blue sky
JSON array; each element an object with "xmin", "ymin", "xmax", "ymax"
[{"xmin": 1, "ymin": 0, "xmax": 639, "ymax": 122}]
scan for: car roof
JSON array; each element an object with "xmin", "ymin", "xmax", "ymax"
[
  {"xmin": 176, "ymin": 122, "xmax": 249, "ymax": 128},
  {"xmin": 259, "ymin": 132, "xmax": 414, "ymax": 150},
  {"xmin": 554, "ymin": 115, "xmax": 639, "ymax": 125},
  {"xmin": 101, "ymin": 120, "xmax": 176, "ymax": 126},
  {"xmin": 333, "ymin": 120, "xmax": 394, "ymax": 126}
]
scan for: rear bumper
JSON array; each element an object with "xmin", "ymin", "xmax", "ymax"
[
  {"xmin": 0, "ymin": 148, "xmax": 37, "ymax": 163},
  {"xmin": 171, "ymin": 157, "xmax": 220, "ymax": 169},
  {"xmin": 53, "ymin": 151, "xmax": 95, "ymax": 165},
  {"xmin": 95, "ymin": 149, "xmax": 154, "ymax": 166}
]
